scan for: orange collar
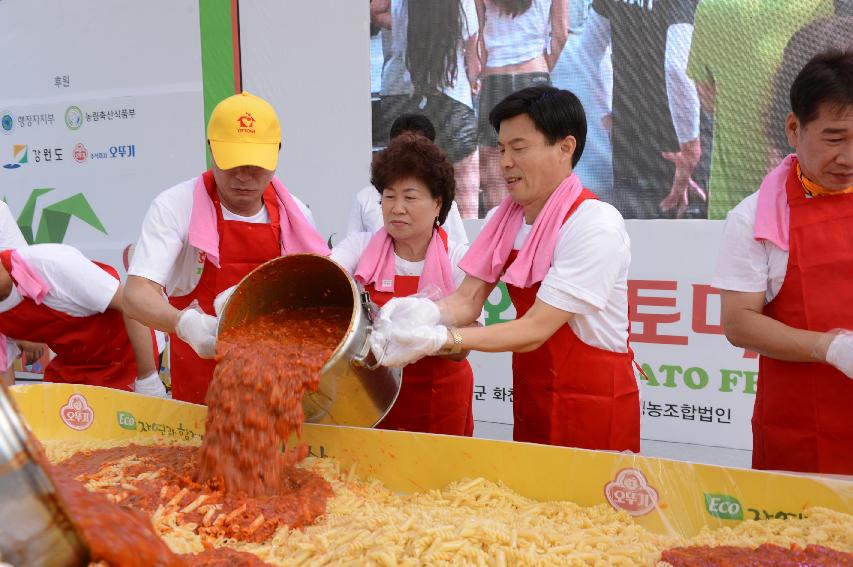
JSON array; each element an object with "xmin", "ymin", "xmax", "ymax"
[{"xmin": 797, "ymin": 162, "xmax": 853, "ymax": 196}]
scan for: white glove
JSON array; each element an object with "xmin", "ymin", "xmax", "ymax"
[
  {"xmin": 371, "ymin": 324, "xmax": 448, "ymax": 367},
  {"xmin": 825, "ymin": 333, "xmax": 853, "ymax": 379},
  {"xmin": 377, "ymin": 296, "xmax": 442, "ymax": 330},
  {"xmin": 134, "ymin": 371, "xmax": 168, "ymax": 398},
  {"xmin": 214, "ymin": 285, "xmax": 238, "ymax": 318},
  {"xmin": 175, "ymin": 309, "xmax": 218, "ymax": 359}
]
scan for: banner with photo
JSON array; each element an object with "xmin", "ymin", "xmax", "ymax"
[{"xmin": 369, "ymin": 0, "xmax": 851, "ymax": 220}]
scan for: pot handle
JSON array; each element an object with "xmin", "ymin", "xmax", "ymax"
[{"xmin": 352, "ymin": 327, "xmax": 386, "ymax": 371}]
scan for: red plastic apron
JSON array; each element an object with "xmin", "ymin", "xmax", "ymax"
[
  {"xmin": 366, "ymin": 229, "xmax": 475, "ymax": 436},
  {"xmin": 504, "ymin": 190, "xmax": 640, "ymax": 451},
  {"xmin": 0, "ymin": 251, "xmax": 139, "ymax": 391},
  {"xmin": 754, "ymin": 161, "xmax": 853, "ymax": 474},
  {"xmin": 168, "ymin": 171, "xmax": 282, "ymax": 404}
]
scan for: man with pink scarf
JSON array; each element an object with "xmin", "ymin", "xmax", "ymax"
[
  {"xmin": 372, "ymin": 86, "xmax": 640, "ymax": 451},
  {"xmin": 713, "ymin": 50, "xmax": 853, "ymax": 474},
  {"xmin": 124, "ymin": 92, "xmax": 329, "ymax": 404}
]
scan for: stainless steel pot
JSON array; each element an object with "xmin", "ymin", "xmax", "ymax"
[
  {"xmin": 0, "ymin": 387, "xmax": 88, "ymax": 567},
  {"xmin": 217, "ymin": 254, "xmax": 401, "ymax": 428}
]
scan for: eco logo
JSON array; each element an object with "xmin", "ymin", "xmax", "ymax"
[
  {"xmin": 704, "ymin": 493, "xmax": 744, "ymax": 520},
  {"xmin": 65, "ymin": 106, "xmax": 83, "ymax": 130},
  {"xmin": 60, "ymin": 394, "xmax": 95, "ymax": 431},
  {"xmin": 16, "ymin": 188, "xmax": 107, "ymax": 244},
  {"xmin": 2, "ymin": 144, "xmax": 28, "ymax": 170},
  {"xmin": 117, "ymin": 411, "xmax": 137, "ymax": 431},
  {"xmin": 72, "ymin": 142, "xmax": 89, "ymax": 163},
  {"xmin": 237, "ymin": 112, "xmax": 256, "ymax": 133},
  {"xmin": 604, "ymin": 468, "xmax": 659, "ymax": 517},
  {"xmin": 1, "ymin": 111, "xmax": 14, "ymax": 134}
]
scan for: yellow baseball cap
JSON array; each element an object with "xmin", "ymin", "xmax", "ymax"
[{"xmin": 207, "ymin": 91, "xmax": 281, "ymax": 171}]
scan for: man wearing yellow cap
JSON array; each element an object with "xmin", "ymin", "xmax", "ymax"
[{"xmin": 125, "ymin": 92, "xmax": 330, "ymax": 404}]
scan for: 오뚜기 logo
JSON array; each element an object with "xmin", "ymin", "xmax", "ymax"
[
  {"xmin": 72, "ymin": 143, "xmax": 88, "ymax": 163},
  {"xmin": 3, "ymin": 145, "xmax": 28, "ymax": 170},
  {"xmin": 65, "ymin": 106, "xmax": 83, "ymax": 130},
  {"xmin": 1, "ymin": 111, "xmax": 14, "ymax": 134},
  {"xmin": 60, "ymin": 393, "xmax": 95, "ymax": 431},
  {"xmin": 237, "ymin": 112, "xmax": 256, "ymax": 134},
  {"xmin": 604, "ymin": 468, "xmax": 659, "ymax": 517}
]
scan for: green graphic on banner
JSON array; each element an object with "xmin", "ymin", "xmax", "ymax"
[{"xmin": 16, "ymin": 188, "xmax": 107, "ymax": 244}]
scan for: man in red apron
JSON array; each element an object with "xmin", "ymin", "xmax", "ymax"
[
  {"xmin": 714, "ymin": 50, "xmax": 853, "ymax": 474},
  {"xmin": 124, "ymin": 92, "xmax": 329, "ymax": 404},
  {"xmin": 373, "ymin": 86, "xmax": 640, "ymax": 451},
  {"xmin": 0, "ymin": 244, "xmax": 159, "ymax": 392}
]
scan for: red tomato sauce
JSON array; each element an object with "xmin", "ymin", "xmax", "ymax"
[
  {"xmin": 46, "ymin": 306, "xmax": 350, "ymax": 565},
  {"xmin": 661, "ymin": 543, "xmax": 853, "ymax": 566}
]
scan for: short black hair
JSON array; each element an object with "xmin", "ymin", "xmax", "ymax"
[
  {"xmin": 390, "ymin": 113, "xmax": 437, "ymax": 142},
  {"xmin": 488, "ymin": 85, "xmax": 587, "ymax": 167},
  {"xmin": 790, "ymin": 48, "xmax": 853, "ymax": 127}
]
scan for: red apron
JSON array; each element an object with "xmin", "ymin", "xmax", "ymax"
[
  {"xmin": 366, "ymin": 230, "xmax": 475, "ymax": 436},
  {"xmin": 505, "ymin": 189, "xmax": 640, "ymax": 451},
  {"xmin": 0, "ymin": 252, "xmax": 139, "ymax": 391},
  {"xmin": 753, "ymin": 161, "xmax": 853, "ymax": 474},
  {"xmin": 168, "ymin": 170, "xmax": 282, "ymax": 404}
]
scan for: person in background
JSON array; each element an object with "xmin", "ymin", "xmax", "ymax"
[
  {"xmin": 476, "ymin": 0, "xmax": 568, "ymax": 211},
  {"xmin": 714, "ymin": 50, "xmax": 853, "ymax": 474},
  {"xmin": 346, "ymin": 113, "xmax": 468, "ymax": 243},
  {"xmin": 405, "ymin": 0, "xmax": 482, "ymax": 218},
  {"xmin": 589, "ymin": 0, "xmax": 704, "ymax": 219},
  {"xmin": 124, "ymin": 92, "xmax": 329, "ymax": 404},
  {"xmin": 0, "ymin": 244, "xmax": 162, "ymax": 395},
  {"xmin": 0, "ymin": 201, "xmax": 45, "ymax": 386},
  {"xmin": 371, "ymin": 86, "xmax": 640, "ymax": 451},
  {"xmin": 687, "ymin": 0, "xmax": 833, "ymax": 219},
  {"xmin": 333, "ymin": 133, "xmax": 476, "ymax": 436}
]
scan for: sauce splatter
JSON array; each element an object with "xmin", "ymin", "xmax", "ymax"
[{"xmin": 661, "ymin": 543, "xmax": 853, "ymax": 566}]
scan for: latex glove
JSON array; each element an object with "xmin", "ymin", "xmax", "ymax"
[
  {"xmin": 825, "ymin": 333, "xmax": 853, "ymax": 379},
  {"xmin": 377, "ymin": 296, "xmax": 442, "ymax": 330},
  {"xmin": 372, "ymin": 324, "xmax": 447, "ymax": 367},
  {"xmin": 214, "ymin": 285, "xmax": 238, "ymax": 318},
  {"xmin": 175, "ymin": 308, "xmax": 218, "ymax": 359},
  {"xmin": 134, "ymin": 371, "xmax": 168, "ymax": 398}
]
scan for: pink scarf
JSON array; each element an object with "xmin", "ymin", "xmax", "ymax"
[
  {"xmin": 7, "ymin": 250, "xmax": 51, "ymax": 304},
  {"xmin": 754, "ymin": 154, "xmax": 796, "ymax": 251},
  {"xmin": 354, "ymin": 228, "xmax": 456, "ymax": 297},
  {"xmin": 188, "ymin": 174, "xmax": 330, "ymax": 268},
  {"xmin": 459, "ymin": 174, "xmax": 583, "ymax": 288},
  {"xmin": 0, "ymin": 251, "xmax": 52, "ymax": 370}
]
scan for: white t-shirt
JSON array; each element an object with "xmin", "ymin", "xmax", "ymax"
[
  {"xmin": 0, "ymin": 201, "xmax": 28, "ymax": 368},
  {"xmin": 0, "ymin": 244, "xmax": 118, "ymax": 319},
  {"xmin": 485, "ymin": 199, "xmax": 631, "ymax": 352},
  {"xmin": 0, "ymin": 201, "xmax": 27, "ymax": 249},
  {"xmin": 483, "ymin": 0, "xmax": 552, "ymax": 68},
  {"xmin": 712, "ymin": 192, "xmax": 789, "ymax": 303},
  {"xmin": 345, "ymin": 185, "xmax": 469, "ymax": 244},
  {"xmin": 128, "ymin": 177, "xmax": 314, "ymax": 297}
]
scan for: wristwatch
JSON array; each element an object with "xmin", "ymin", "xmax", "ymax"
[{"xmin": 447, "ymin": 327, "xmax": 463, "ymax": 355}]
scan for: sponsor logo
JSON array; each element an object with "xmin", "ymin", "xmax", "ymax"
[
  {"xmin": 704, "ymin": 493, "xmax": 744, "ymax": 520},
  {"xmin": 237, "ymin": 112, "xmax": 256, "ymax": 134},
  {"xmin": 117, "ymin": 411, "xmax": 137, "ymax": 431},
  {"xmin": 88, "ymin": 144, "xmax": 136, "ymax": 160},
  {"xmin": 604, "ymin": 468, "xmax": 659, "ymax": 517},
  {"xmin": 72, "ymin": 142, "xmax": 88, "ymax": 163},
  {"xmin": 60, "ymin": 393, "xmax": 95, "ymax": 431},
  {"xmin": 1, "ymin": 111, "xmax": 14, "ymax": 134},
  {"xmin": 3, "ymin": 144, "xmax": 28, "ymax": 170},
  {"xmin": 65, "ymin": 106, "xmax": 83, "ymax": 130}
]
